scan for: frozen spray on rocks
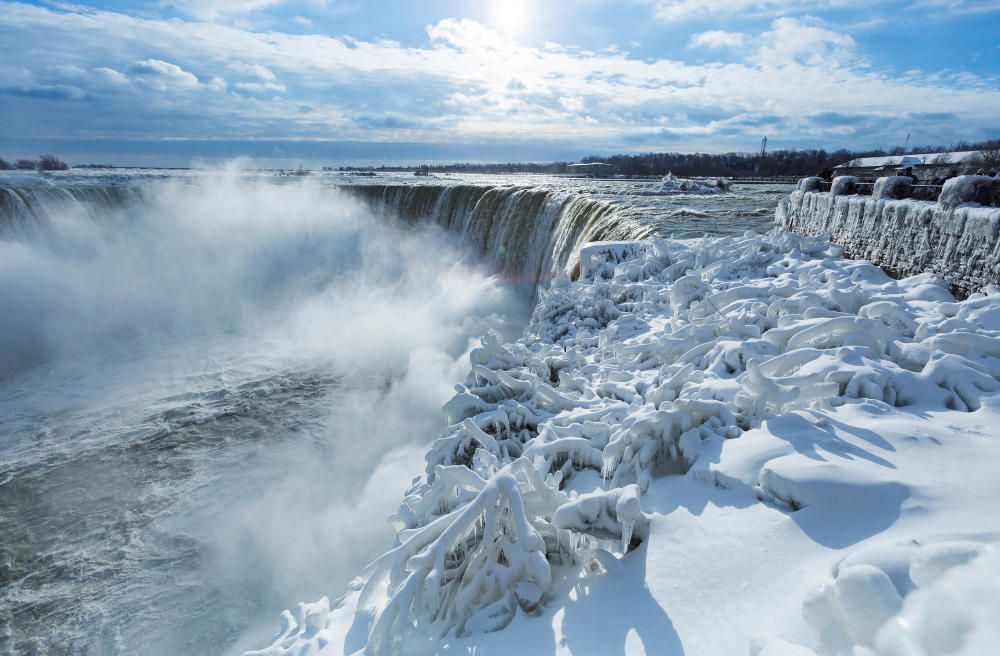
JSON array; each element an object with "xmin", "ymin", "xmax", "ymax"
[
  {"xmin": 777, "ymin": 174, "xmax": 1000, "ymax": 298},
  {"xmin": 250, "ymin": 226, "xmax": 1000, "ymax": 656}
]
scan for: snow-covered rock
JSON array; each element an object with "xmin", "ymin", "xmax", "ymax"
[{"xmin": 655, "ymin": 173, "xmax": 731, "ymax": 195}]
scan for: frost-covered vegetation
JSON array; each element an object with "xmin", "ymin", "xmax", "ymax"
[{"xmin": 251, "ymin": 229, "xmax": 1000, "ymax": 656}]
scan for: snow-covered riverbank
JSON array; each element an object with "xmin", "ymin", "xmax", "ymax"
[{"xmin": 250, "ymin": 229, "xmax": 1000, "ymax": 656}]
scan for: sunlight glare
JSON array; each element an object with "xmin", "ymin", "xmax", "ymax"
[{"xmin": 490, "ymin": 0, "xmax": 527, "ymax": 37}]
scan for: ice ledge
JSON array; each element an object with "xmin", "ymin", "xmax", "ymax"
[{"xmin": 776, "ymin": 175, "xmax": 1000, "ymax": 297}]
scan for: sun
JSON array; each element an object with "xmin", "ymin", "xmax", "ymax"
[{"xmin": 489, "ymin": 0, "xmax": 527, "ymax": 37}]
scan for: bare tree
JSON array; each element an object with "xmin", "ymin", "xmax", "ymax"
[
  {"xmin": 37, "ymin": 154, "xmax": 69, "ymax": 171},
  {"xmin": 972, "ymin": 150, "xmax": 1000, "ymax": 174}
]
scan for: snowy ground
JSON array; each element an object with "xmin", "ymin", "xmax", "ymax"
[{"xmin": 249, "ymin": 230, "xmax": 1000, "ymax": 656}]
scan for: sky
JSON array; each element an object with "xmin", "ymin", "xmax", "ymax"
[{"xmin": 0, "ymin": 0, "xmax": 998, "ymax": 167}]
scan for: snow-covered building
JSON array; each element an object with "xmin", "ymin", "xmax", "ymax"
[
  {"xmin": 833, "ymin": 150, "xmax": 989, "ymax": 179},
  {"xmin": 566, "ymin": 162, "xmax": 616, "ymax": 177}
]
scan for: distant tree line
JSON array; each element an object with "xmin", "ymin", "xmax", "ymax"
[
  {"xmin": 0, "ymin": 155, "xmax": 70, "ymax": 171},
  {"xmin": 580, "ymin": 138, "xmax": 1000, "ymax": 178},
  {"xmin": 333, "ymin": 138, "xmax": 1000, "ymax": 177},
  {"xmin": 339, "ymin": 161, "xmax": 571, "ymax": 174}
]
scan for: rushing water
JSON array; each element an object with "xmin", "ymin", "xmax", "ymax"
[{"xmin": 0, "ymin": 168, "xmax": 789, "ymax": 655}]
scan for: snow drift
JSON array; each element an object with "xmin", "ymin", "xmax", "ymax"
[{"xmin": 250, "ymin": 228, "xmax": 1000, "ymax": 655}]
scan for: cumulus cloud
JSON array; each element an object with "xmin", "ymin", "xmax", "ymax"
[
  {"xmin": 129, "ymin": 59, "xmax": 202, "ymax": 90},
  {"xmin": 688, "ymin": 30, "xmax": 746, "ymax": 50},
  {"xmin": 427, "ymin": 18, "xmax": 508, "ymax": 51},
  {"xmin": 756, "ymin": 16, "xmax": 857, "ymax": 66},
  {"xmin": 94, "ymin": 67, "xmax": 130, "ymax": 86},
  {"xmin": 0, "ymin": 2, "xmax": 996, "ymax": 154},
  {"xmin": 230, "ymin": 62, "xmax": 277, "ymax": 81}
]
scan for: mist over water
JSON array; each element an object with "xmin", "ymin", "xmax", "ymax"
[
  {"xmin": 0, "ymin": 168, "xmax": 783, "ymax": 655},
  {"xmin": 0, "ymin": 170, "xmax": 529, "ymax": 654}
]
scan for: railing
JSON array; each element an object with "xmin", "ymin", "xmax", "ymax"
[
  {"xmin": 732, "ymin": 176, "xmax": 801, "ymax": 185},
  {"xmin": 905, "ymin": 185, "xmax": 947, "ymax": 202},
  {"xmin": 811, "ymin": 176, "xmax": 999, "ymax": 207}
]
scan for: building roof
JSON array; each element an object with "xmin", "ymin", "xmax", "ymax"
[{"xmin": 834, "ymin": 151, "xmax": 981, "ymax": 170}]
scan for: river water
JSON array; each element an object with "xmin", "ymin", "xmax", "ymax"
[{"xmin": 0, "ymin": 169, "xmax": 789, "ymax": 654}]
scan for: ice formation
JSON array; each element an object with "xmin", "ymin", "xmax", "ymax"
[
  {"xmin": 656, "ymin": 173, "xmax": 731, "ymax": 195},
  {"xmin": 251, "ymin": 228, "xmax": 1000, "ymax": 656},
  {"xmin": 776, "ymin": 174, "xmax": 1000, "ymax": 296}
]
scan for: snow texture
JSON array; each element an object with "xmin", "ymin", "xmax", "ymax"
[
  {"xmin": 833, "ymin": 151, "xmax": 982, "ymax": 170},
  {"xmin": 764, "ymin": 541, "xmax": 1000, "ymax": 656},
  {"xmin": 776, "ymin": 175, "xmax": 1000, "ymax": 297},
  {"xmin": 249, "ymin": 229, "xmax": 1000, "ymax": 656},
  {"xmin": 656, "ymin": 173, "xmax": 731, "ymax": 195}
]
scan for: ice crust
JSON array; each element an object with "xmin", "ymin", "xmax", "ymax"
[
  {"xmin": 656, "ymin": 173, "xmax": 731, "ymax": 195},
  {"xmin": 776, "ymin": 174, "xmax": 1000, "ymax": 297},
  {"xmin": 249, "ymin": 229, "xmax": 1000, "ymax": 656}
]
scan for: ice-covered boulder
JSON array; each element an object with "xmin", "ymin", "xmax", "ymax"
[
  {"xmin": 938, "ymin": 174, "xmax": 998, "ymax": 210},
  {"xmin": 656, "ymin": 172, "xmax": 731, "ymax": 195}
]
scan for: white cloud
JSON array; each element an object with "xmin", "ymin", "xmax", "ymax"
[
  {"xmin": 426, "ymin": 18, "xmax": 508, "ymax": 51},
  {"xmin": 0, "ymin": 2, "xmax": 996, "ymax": 152},
  {"xmin": 94, "ymin": 67, "xmax": 130, "ymax": 86},
  {"xmin": 50, "ymin": 64, "xmax": 88, "ymax": 80},
  {"xmin": 644, "ymin": 0, "xmax": 1000, "ymax": 21},
  {"xmin": 756, "ymin": 17, "xmax": 856, "ymax": 66},
  {"xmin": 129, "ymin": 59, "xmax": 202, "ymax": 90},
  {"xmin": 647, "ymin": 0, "xmax": 832, "ymax": 22},
  {"xmin": 166, "ymin": 0, "xmax": 289, "ymax": 21},
  {"xmin": 688, "ymin": 30, "xmax": 746, "ymax": 50},
  {"xmin": 230, "ymin": 62, "xmax": 277, "ymax": 81},
  {"xmin": 559, "ymin": 96, "xmax": 586, "ymax": 113},
  {"xmin": 234, "ymin": 80, "xmax": 287, "ymax": 94}
]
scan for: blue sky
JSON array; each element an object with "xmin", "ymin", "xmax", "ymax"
[{"xmin": 1, "ymin": 0, "xmax": 998, "ymax": 166}]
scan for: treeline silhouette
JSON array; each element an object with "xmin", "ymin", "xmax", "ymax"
[
  {"xmin": 338, "ymin": 162, "xmax": 571, "ymax": 174},
  {"xmin": 0, "ymin": 155, "xmax": 70, "ymax": 171},
  {"xmin": 337, "ymin": 139, "xmax": 1000, "ymax": 177},
  {"xmin": 580, "ymin": 139, "xmax": 1000, "ymax": 177}
]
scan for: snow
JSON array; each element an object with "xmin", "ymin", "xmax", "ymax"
[
  {"xmin": 937, "ymin": 174, "xmax": 998, "ymax": 209},
  {"xmin": 833, "ymin": 151, "xmax": 983, "ymax": 170},
  {"xmin": 655, "ymin": 173, "xmax": 731, "ymax": 195},
  {"xmin": 248, "ymin": 230, "xmax": 1000, "ymax": 656},
  {"xmin": 776, "ymin": 175, "xmax": 1000, "ymax": 297}
]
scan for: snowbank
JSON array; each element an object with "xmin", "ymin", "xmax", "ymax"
[
  {"xmin": 249, "ymin": 230, "xmax": 1000, "ymax": 656},
  {"xmin": 755, "ymin": 542, "xmax": 999, "ymax": 656}
]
